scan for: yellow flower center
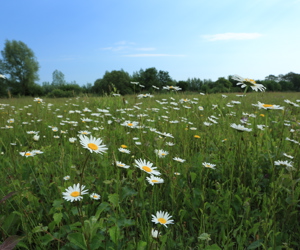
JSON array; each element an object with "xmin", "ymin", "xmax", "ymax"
[
  {"xmin": 260, "ymin": 114, "xmax": 265, "ymax": 117},
  {"xmin": 70, "ymin": 191, "xmax": 80, "ymax": 197},
  {"xmin": 93, "ymin": 195, "xmax": 98, "ymax": 198},
  {"xmin": 118, "ymin": 164, "xmax": 124, "ymax": 167},
  {"xmin": 194, "ymin": 135, "xmax": 200, "ymax": 138},
  {"xmin": 25, "ymin": 152, "xmax": 31, "ymax": 156},
  {"xmin": 127, "ymin": 123, "xmax": 133, "ymax": 126},
  {"xmin": 161, "ymin": 153, "xmax": 166, "ymax": 156},
  {"xmin": 205, "ymin": 164, "xmax": 212, "ymax": 168},
  {"xmin": 82, "ymin": 132, "xmax": 87, "ymax": 134},
  {"xmin": 121, "ymin": 145, "xmax": 127, "ymax": 148},
  {"xmin": 158, "ymin": 218, "xmax": 167, "ymax": 224},
  {"xmin": 263, "ymin": 104, "xmax": 274, "ymax": 108},
  {"xmin": 142, "ymin": 166, "xmax": 151, "ymax": 172},
  {"xmin": 152, "ymin": 180, "xmax": 158, "ymax": 183},
  {"xmin": 88, "ymin": 143, "xmax": 98, "ymax": 150}
]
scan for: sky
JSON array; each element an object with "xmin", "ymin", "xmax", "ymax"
[{"xmin": 1, "ymin": 0, "xmax": 300, "ymax": 86}]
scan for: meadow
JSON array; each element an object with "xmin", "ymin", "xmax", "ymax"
[{"xmin": 0, "ymin": 91, "xmax": 299, "ymax": 250}]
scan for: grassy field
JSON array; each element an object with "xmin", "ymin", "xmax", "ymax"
[{"xmin": 0, "ymin": 92, "xmax": 299, "ymax": 250}]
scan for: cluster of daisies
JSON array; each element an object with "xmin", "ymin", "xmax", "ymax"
[{"xmin": 3, "ymin": 75, "xmax": 299, "ymax": 233}]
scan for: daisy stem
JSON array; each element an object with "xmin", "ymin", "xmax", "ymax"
[
  {"xmin": 243, "ymin": 86, "xmax": 249, "ymax": 96},
  {"xmin": 79, "ymin": 153, "xmax": 91, "ymax": 188}
]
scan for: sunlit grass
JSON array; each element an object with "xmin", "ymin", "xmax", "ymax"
[{"xmin": 0, "ymin": 92, "xmax": 299, "ymax": 249}]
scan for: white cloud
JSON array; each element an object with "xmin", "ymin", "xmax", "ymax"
[
  {"xmin": 203, "ymin": 33, "xmax": 263, "ymax": 41},
  {"xmin": 123, "ymin": 54, "xmax": 185, "ymax": 57}
]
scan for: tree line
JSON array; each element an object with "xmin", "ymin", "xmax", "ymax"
[{"xmin": 1, "ymin": 40, "xmax": 300, "ymax": 98}]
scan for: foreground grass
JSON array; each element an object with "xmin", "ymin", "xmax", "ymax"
[{"xmin": 0, "ymin": 92, "xmax": 299, "ymax": 250}]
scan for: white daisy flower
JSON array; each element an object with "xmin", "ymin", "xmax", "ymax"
[
  {"xmin": 19, "ymin": 151, "xmax": 36, "ymax": 157},
  {"xmin": 202, "ymin": 162, "xmax": 216, "ymax": 169},
  {"xmin": 146, "ymin": 175, "xmax": 164, "ymax": 185},
  {"xmin": 154, "ymin": 149, "xmax": 169, "ymax": 158},
  {"xmin": 173, "ymin": 157, "xmax": 186, "ymax": 163},
  {"xmin": 115, "ymin": 161, "xmax": 130, "ymax": 169},
  {"xmin": 79, "ymin": 135, "xmax": 108, "ymax": 154},
  {"xmin": 90, "ymin": 193, "xmax": 101, "ymax": 200},
  {"xmin": 134, "ymin": 159, "xmax": 161, "ymax": 176},
  {"xmin": 253, "ymin": 101, "xmax": 284, "ymax": 110},
  {"xmin": 151, "ymin": 229, "xmax": 161, "ymax": 238},
  {"xmin": 118, "ymin": 148, "xmax": 131, "ymax": 154},
  {"xmin": 232, "ymin": 75, "xmax": 266, "ymax": 92},
  {"xmin": 62, "ymin": 183, "xmax": 88, "ymax": 202},
  {"xmin": 151, "ymin": 211, "xmax": 174, "ymax": 228},
  {"xmin": 230, "ymin": 123, "xmax": 252, "ymax": 132}
]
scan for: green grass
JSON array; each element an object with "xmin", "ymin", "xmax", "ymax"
[{"xmin": 0, "ymin": 92, "xmax": 299, "ymax": 250}]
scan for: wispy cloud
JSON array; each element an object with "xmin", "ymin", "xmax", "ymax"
[
  {"xmin": 203, "ymin": 33, "xmax": 263, "ymax": 41},
  {"xmin": 123, "ymin": 54, "xmax": 185, "ymax": 57}
]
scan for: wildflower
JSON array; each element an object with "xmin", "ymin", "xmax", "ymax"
[
  {"xmin": 27, "ymin": 131, "xmax": 39, "ymax": 135},
  {"xmin": 165, "ymin": 142, "xmax": 175, "ymax": 146},
  {"xmin": 283, "ymin": 153, "xmax": 293, "ymax": 159},
  {"xmin": 69, "ymin": 137, "xmax": 77, "ymax": 143},
  {"xmin": 33, "ymin": 135, "xmax": 40, "ymax": 141},
  {"xmin": 194, "ymin": 135, "xmax": 201, "ymax": 138},
  {"xmin": 115, "ymin": 161, "xmax": 130, "ymax": 169},
  {"xmin": 63, "ymin": 175, "xmax": 70, "ymax": 180},
  {"xmin": 155, "ymin": 149, "xmax": 169, "ymax": 158},
  {"xmin": 32, "ymin": 150, "xmax": 43, "ymax": 154},
  {"xmin": 151, "ymin": 229, "xmax": 161, "ymax": 238},
  {"xmin": 274, "ymin": 160, "xmax": 293, "ymax": 168},
  {"xmin": 34, "ymin": 97, "xmax": 43, "ymax": 103},
  {"xmin": 174, "ymin": 172, "xmax": 181, "ymax": 175},
  {"xmin": 20, "ymin": 151, "xmax": 36, "ymax": 157},
  {"xmin": 79, "ymin": 135, "xmax": 108, "ymax": 154},
  {"xmin": 62, "ymin": 183, "xmax": 88, "ymax": 202},
  {"xmin": 202, "ymin": 162, "xmax": 216, "ymax": 169},
  {"xmin": 230, "ymin": 123, "xmax": 252, "ymax": 132},
  {"xmin": 7, "ymin": 118, "xmax": 14, "ymax": 123},
  {"xmin": 257, "ymin": 125, "xmax": 267, "ymax": 130},
  {"xmin": 198, "ymin": 106, "xmax": 204, "ymax": 111},
  {"xmin": 253, "ymin": 101, "xmax": 284, "ymax": 110},
  {"xmin": 121, "ymin": 145, "xmax": 128, "ymax": 148},
  {"xmin": 118, "ymin": 148, "xmax": 131, "ymax": 154},
  {"xmin": 134, "ymin": 159, "xmax": 161, "ymax": 176},
  {"xmin": 90, "ymin": 193, "xmax": 101, "ymax": 200},
  {"xmin": 146, "ymin": 175, "xmax": 164, "ymax": 185},
  {"xmin": 151, "ymin": 211, "xmax": 174, "ymax": 228},
  {"xmin": 173, "ymin": 157, "xmax": 186, "ymax": 163},
  {"xmin": 232, "ymin": 75, "xmax": 266, "ymax": 92},
  {"xmin": 78, "ymin": 130, "xmax": 91, "ymax": 135}
]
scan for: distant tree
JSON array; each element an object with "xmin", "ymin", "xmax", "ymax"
[
  {"xmin": 138, "ymin": 67, "xmax": 160, "ymax": 90},
  {"xmin": 214, "ymin": 77, "xmax": 232, "ymax": 92},
  {"xmin": 92, "ymin": 70, "xmax": 132, "ymax": 95},
  {"xmin": 0, "ymin": 40, "xmax": 39, "ymax": 95},
  {"xmin": 186, "ymin": 78, "xmax": 203, "ymax": 91},
  {"xmin": 177, "ymin": 81, "xmax": 188, "ymax": 91},
  {"xmin": 282, "ymin": 72, "xmax": 300, "ymax": 91},
  {"xmin": 158, "ymin": 70, "xmax": 172, "ymax": 87},
  {"xmin": 52, "ymin": 70, "xmax": 66, "ymax": 86}
]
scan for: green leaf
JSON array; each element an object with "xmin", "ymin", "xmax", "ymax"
[
  {"xmin": 53, "ymin": 213, "xmax": 63, "ymax": 225},
  {"xmin": 67, "ymin": 233, "xmax": 87, "ymax": 250},
  {"xmin": 108, "ymin": 193, "xmax": 119, "ymax": 207},
  {"xmin": 108, "ymin": 225, "xmax": 120, "ymax": 244},
  {"xmin": 90, "ymin": 234, "xmax": 105, "ymax": 250},
  {"xmin": 0, "ymin": 235, "xmax": 23, "ymax": 250},
  {"xmin": 95, "ymin": 202, "xmax": 110, "ymax": 219},
  {"xmin": 204, "ymin": 244, "xmax": 222, "ymax": 250},
  {"xmin": 247, "ymin": 239, "xmax": 263, "ymax": 249},
  {"xmin": 190, "ymin": 172, "xmax": 197, "ymax": 183},
  {"xmin": 136, "ymin": 240, "xmax": 147, "ymax": 250}
]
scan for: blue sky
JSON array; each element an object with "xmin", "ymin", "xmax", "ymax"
[{"xmin": 1, "ymin": 0, "xmax": 300, "ymax": 86}]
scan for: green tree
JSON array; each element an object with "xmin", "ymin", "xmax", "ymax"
[
  {"xmin": 52, "ymin": 70, "xmax": 66, "ymax": 86},
  {"xmin": 92, "ymin": 70, "xmax": 132, "ymax": 95},
  {"xmin": 0, "ymin": 40, "xmax": 39, "ymax": 95}
]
